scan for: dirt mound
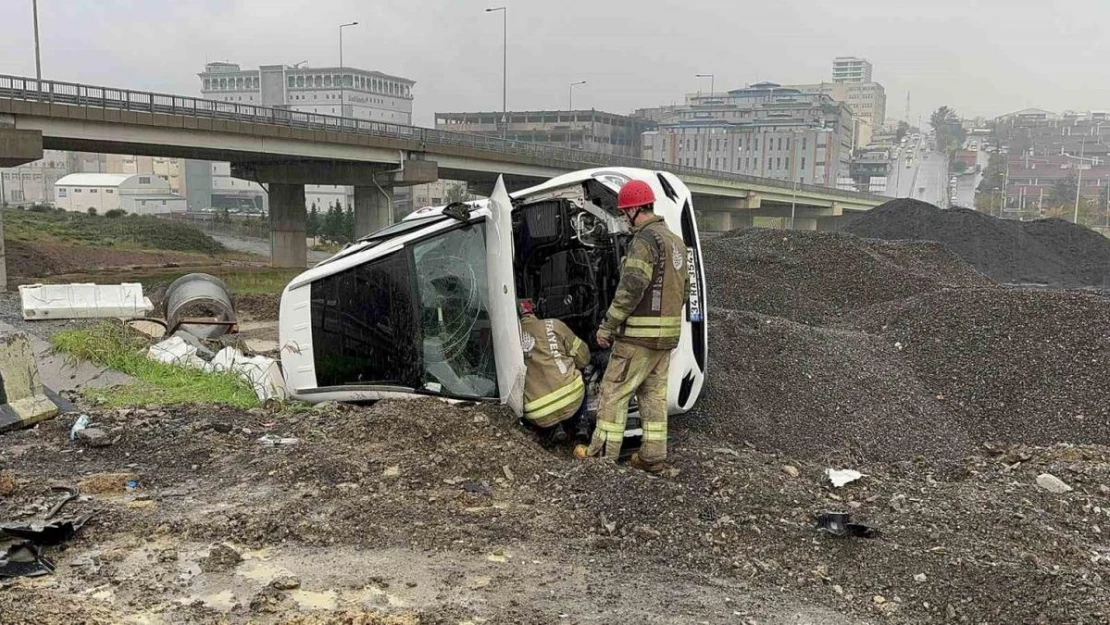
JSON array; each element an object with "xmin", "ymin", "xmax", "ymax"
[
  {"xmin": 5, "ymin": 239, "xmax": 206, "ymax": 283},
  {"xmin": 845, "ymin": 199, "xmax": 1110, "ymax": 287},
  {"xmin": 4, "ymin": 400, "xmax": 1110, "ymax": 624},
  {"xmin": 702, "ymin": 228, "xmax": 989, "ymax": 324}
]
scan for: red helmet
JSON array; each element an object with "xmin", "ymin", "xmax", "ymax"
[{"xmin": 616, "ymin": 180, "xmax": 655, "ymax": 211}]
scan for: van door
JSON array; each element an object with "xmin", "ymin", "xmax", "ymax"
[{"xmin": 486, "ymin": 176, "xmax": 526, "ymax": 414}]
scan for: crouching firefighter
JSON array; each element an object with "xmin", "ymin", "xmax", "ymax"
[
  {"xmin": 519, "ymin": 299, "xmax": 591, "ymax": 444},
  {"xmin": 575, "ymin": 180, "xmax": 688, "ymax": 473}
]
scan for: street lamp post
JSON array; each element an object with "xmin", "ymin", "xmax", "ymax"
[
  {"xmin": 568, "ymin": 80, "xmax": 586, "ymax": 110},
  {"xmin": 695, "ymin": 73, "xmax": 715, "ymax": 98},
  {"xmin": 32, "ymin": 0, "xmax": 41, "ymax": 80},
  {"xmin": 338, "ymin": 21, "xmax": 359, "ymax": 118},
  {"xmin": 486, "ymin": 7, "xmax": 508, "ymax": 139}
]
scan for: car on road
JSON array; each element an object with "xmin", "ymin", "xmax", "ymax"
[
  {"xmin": 278, "ymin": 167, "xmax": 709, "ymax": 426},
  {"xmin": 906, "ymin": 159, "xmax": 914, "ymax": 169}
]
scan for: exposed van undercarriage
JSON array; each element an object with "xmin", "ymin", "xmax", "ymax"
[{"xmin": 511, "ymin": 179, "xmax": 629, "ymax": 345}]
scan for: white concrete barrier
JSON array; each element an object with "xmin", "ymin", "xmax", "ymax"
[{"xmin": 19, "ymin": 283, "xmax": 154, "ymax": 320}]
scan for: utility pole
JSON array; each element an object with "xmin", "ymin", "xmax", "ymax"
[
  {"xmin": 568, "ymin": 80, "xmax": 586, "ymax": 110},
  {"xmin": 1074, "ymin": 140, "xmax": 1085, "ymax": 224},
  {"xmin": 695, "ymin": 73, "xmax": 715, "ymax": 98},
  {"xmin": 338, "ymin": 22, "xmax": 359, "ymax": 118},
  {"xmin": 485, "ymin": 7, "xmax": 508, "ymax": 139},
  {"xmin": 32, "ymin": 0, "xmax": 42, "ymax": 80}
]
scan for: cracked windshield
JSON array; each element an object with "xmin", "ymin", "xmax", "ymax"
[{"xmin": 0, "ymin": 1, "xmax": 1108, "ymax": 624}]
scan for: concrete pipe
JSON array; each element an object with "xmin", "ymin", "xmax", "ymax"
[{"xmin": 163, "ymin": 273, "xmax": 237, "ymax": 339}]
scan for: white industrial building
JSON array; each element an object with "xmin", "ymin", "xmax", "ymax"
[
  {"xmin": 198, "ymin": 62, "xmax": 414, "ymax": 124},
  {"xmin": 54, "ymin": 173, "xmax": 186, "ymax": 215},
  {"xmin": 197, "ymin": 61, "xmax": 420, "ymax": 214}
]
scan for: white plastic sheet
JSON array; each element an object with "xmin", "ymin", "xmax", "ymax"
[{"xmin": 825, "ymin": 468, "xmax": 865, "ymax": 488}]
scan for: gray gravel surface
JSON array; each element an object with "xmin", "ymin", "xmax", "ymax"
[
  {"xmin": 703, "ymin": 228, "xmax": 989, "ymax": 325},
  {"xmin": 845, "ymin": 199, "xmax": 1110, "ymax": 287}
]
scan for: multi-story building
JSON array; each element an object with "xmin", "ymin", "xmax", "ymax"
[
  {"xmin": 199, "ymin": 62, "xmax": 414, "ymax": 123},
  {"xmin": 639, "ymin": 83, "xmax": 854, "ymax": 186},
  {"xmin": 832, "ymin": 57, "xmax": 873, "ymax": 84},
  {"xmin": 197, "ymin": 62, "xmax": 416, "ymax": 216},
  {"xmin": 435, "ymin": 110, "xmax": 653, "ymax": 159},
  {"xmin": 778, "ymin": 58, "xmax": 886, "ymax": 148},
  {"xmin": 0, "ymin": 149, "xmax": 70, "ymax": 206}
]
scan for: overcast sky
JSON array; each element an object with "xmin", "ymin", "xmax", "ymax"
[{"xmin": 2, "ymin": 0, "xmax": 1108, "ymax": 127}]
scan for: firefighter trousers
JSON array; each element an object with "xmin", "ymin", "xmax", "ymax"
[{"xmin": 586, "ymin": 340, "xmax": 670, "ymax": 463}]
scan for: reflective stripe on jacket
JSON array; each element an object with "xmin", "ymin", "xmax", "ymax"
[
  {"xmin": 520, "ymin": 315, "xmax": 590, "ymax": 427},
  {"xmin": 600, "ymin": 215, "xmax": 689, "ymax": 351}
]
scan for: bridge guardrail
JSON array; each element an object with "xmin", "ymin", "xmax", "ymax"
[{"xmin": 0, "ymin": 74, "xmax": 888, "ymax": 203}]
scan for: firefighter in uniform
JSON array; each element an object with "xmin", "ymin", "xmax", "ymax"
[
  {"xmin": 575, "ymin": 180, "xmax": 688, "ymax": 472},
  {"xmin": 519, "ymin": 300, "xmax": 591, "ymax": 439}
]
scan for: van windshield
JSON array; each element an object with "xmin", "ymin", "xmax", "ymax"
[
  {"xmin": 413, "ymin": 224, "xmax": 497, "ymax": 397},
  {"xmin": 308, "ymin": 222, "xmax": 497, "ymax": 399}
]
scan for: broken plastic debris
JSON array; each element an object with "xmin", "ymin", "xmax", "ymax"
[
  {"xmin": 0, "ymin": 542, "xmax": 55, "ymax": 578},
  {"xmin": 147, "ymin": 336, "xmax": 208, "ymax": 369},
  {"xmin": 69, "ymin": 414, "xmax": 90, "ymax": 441},
  {"xmin": 257, "ymin": 435, "xmax": 299, "ymax": 446},
  {"xmin": 825, "ymin": 468, "xmax": 865, "ymax": 488},
  {"xmin": 207, "ymin": 347, "xmax": 287, "ymax": 402}
]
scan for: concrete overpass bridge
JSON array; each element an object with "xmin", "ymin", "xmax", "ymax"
[{"xmin": 0, "ymin": 74, "xmax": 886, "ymax": 268}]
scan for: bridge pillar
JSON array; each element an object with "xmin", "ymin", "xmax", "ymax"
[
  {"xmin": 270, "ymin": 183, "xmax": 307, "ymax": 268},
  {"xmin": 0, "ymin": 127, "xmax": 42, "ymax": 291},
  {"xmin": 354, "ymin": 185, "xmax": 393, "ymax": 239}
]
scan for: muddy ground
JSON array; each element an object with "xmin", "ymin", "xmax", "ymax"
[{"xmin": 2, "ymin": 400, "xmax": 1108, "ymax": 624}]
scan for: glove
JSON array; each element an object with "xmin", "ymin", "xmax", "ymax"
[{"xmin": 596, "ymin": 326, "xmax": 612, "ymax": 349}]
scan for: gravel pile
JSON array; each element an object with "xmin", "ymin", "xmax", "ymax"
[
  {"xmin": 699, "ymin": 227, "xmax": 1110, "ymax": 463},
  {"xmin": 702, "ymin": 228, "xmax": 988, "ymax": 324},
  {"xmin": 843, "ymin": 287, "xmax": 1110, "ymax": 447},
  {"xmin": 845, "ymin": 198, "xmax": 1110, "ymax": 287},
  {"xmin": 693, "ymin": 308, "xmax": 971, "ymax": 463}
]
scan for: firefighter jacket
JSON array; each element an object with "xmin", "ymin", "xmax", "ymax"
[
  {"xmin": 520, "ymin": 314, "xmax": 591, "ymax": 427},
  {"xmin": 599, "ymin": 215, "xmax": 689, "ymax": 351}
]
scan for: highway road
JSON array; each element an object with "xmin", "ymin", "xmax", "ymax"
[
  {"xmin": 887, "ymin": 136, "xmax": 949, "ymax": 206},
  {"xmin": 953, "ymin": 150, "xmax": 990, "ymax": 208}
]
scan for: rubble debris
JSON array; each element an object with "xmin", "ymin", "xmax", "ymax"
[
  {"xmin": 814, "ymin": 511, "xmax": 879, "ymax": 539},
  {"xmin": 69, "ymin": 414, "xmax": 90, "ymax": 441},
  {"xmin": 163, "ymin": 273, "xmax": 237, "ymax": 339},
  {"xmin": 825, "ymin": 469, "xmax": 864, "ymax": 488},
  {"xmin": 74, "ymin": 427, "xmax": 113, "ymax": 448},
  {"xmin": 0, "ymin": 332, "xmax": 60, "ymax": 433},
  {"xmin": 199, "ymin": 543, "xmax": 243, "ymax": 572},
  {"xmin": 1, "ymin": 515, "xmax": 89, "ymax": 546},
  {"xmin": 19, "ymin": 282, "xmax": 153, "ymax": 320},
  {"xmin": 147, "ymin": 338, "xmax": 287, "ymax": 402},
  {"xmin": 147, "ymin": 335, "xmax": 208, "ymax": 369},
  {"xmin": 1036, "ymin": 473, "xmax": 1073, "ymax": 494},
  {"xmin": 207, "ymin": 347, "xmax": 286, "ymax": 402},
  {"xmin": 0, "ymin": 542, "xmax": 55, "ymax": 578},
  {"xmin": 845, "ymin": 199, "xmax": 1110, "ymax": 287},
  {"xmin": 44, "ymin": 486, "xmax": 78, "ymax": 520},
  {"xmin": 270, "ymin": 575, "xmax": 301, "ymax": 590},
  {"xmin": 78, "ymin": 472, "xmax": 137, "ymax": 495},
  {"xmin": 257, "ymin": 434, "xmax": 299, "ymax": 446}
]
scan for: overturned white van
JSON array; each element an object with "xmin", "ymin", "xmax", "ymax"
[{"xmin": 277, "ymin": 167, "xmax": 707, "ymax": 419}]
